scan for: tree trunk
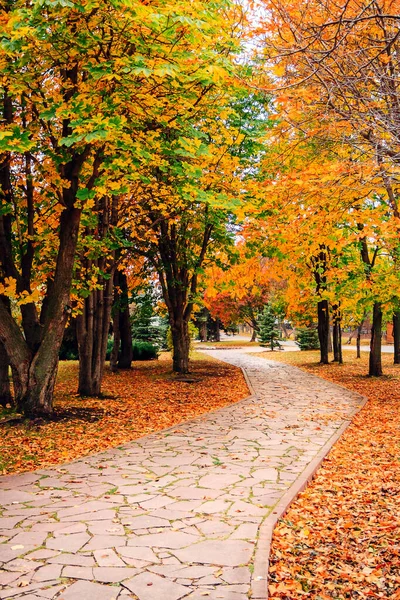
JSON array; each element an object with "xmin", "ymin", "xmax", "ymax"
[
  {"xmin": 110, "ymin": 295, "xmax": 120, "ymax": 372},
  {"xmin": 393, "ymin": 312, "xmax": 400, "ymax": 365},
  {"xmin": 327, "ymin": 331, "xmax": 333, "ymax": 354},
  {"xmin": 356, "ymin": 325, "xmax": 362, "ymax": 359},
  {"xmin": 76, "ymin": 197, "xmax": 116, "ymax": 395},
  {"xmin": 171, "ymin": 318, "xmax": 190, "ymax": 373},
  {"xmin": 117, "ymin": 272, "xmax": 133, "ymax": 369},
  {"xmin": 332, "ymin": 304, "xmax": 342, "ymax": 363},
  {"xmin": 317, "ymin": 299, "xmax": 329, "ymax": 364},
  {"xmin": 369, "ymin": 302, "xmax": 383, "ymax": 377},
  {"xmin": 332, "ymin": 321, "xmax": 339, "ymax": 362},
  {"xmin": 215, "ymin": 318, "xmax": 221, "ymax": 342},
  {"xmin": 0, "ymin": 342, "xmax": 12, "ymax": 407},
  {"xmin": 0, "ymin": 205, "xmax": 82, "ymax": 417},
  {"xmin": 199, "ymin": 320, "xmax": 207, "ymax": 342},
  {"xmin": 250, "ymin": 328, "xmax": 257, "ymax": 342},
  {"xmin": 77, "ymin": 278, "xmax": 114, "ymax": 395}
]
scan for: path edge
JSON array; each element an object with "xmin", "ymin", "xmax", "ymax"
[{"xmin": 250, "ymin": 390, "xmax": 369, "ymax": 599}]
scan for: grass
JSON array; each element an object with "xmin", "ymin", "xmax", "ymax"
[{"xmin": 194, "ymin": 340, "xmax": 259, "ymax": 347}]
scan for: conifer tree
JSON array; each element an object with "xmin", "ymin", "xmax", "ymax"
[{"xmin": 257, "ymin": 305, "xmax": 281, "ymax": 350}]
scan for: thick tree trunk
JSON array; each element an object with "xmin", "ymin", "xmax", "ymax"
[
  {"xmin": 0, "ymin": 342, "xmax": 12, "ymax": 407},
  {"xmin": 171, "ymin": 318, "xmax": 190, "ymax": 373},
  {"xmin": 0, "ymin": 204, "xmax": 82, "ymax": 416},
  {"xmin": 393, "ymin": 312, "xmax": 400, "ymax": 365},
  {"xmin": 317, "ymin": 299, "xmax": 329, "ymax": 364},
  {"xmin": 369, "ymin": 302, "xmax": 383, "ymax": 377},
  {"xmin": 250, "ymin": 328, "xmax": 257, "ymax": 342}
]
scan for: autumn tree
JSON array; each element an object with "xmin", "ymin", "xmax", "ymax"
[
  {"xmin": 203, "ymin": 248, "xmax": 283, "ymax": 340},
  {"xmin": 1, "ymin": 0, "xmax": 248, "ymax": 413},
  {"xmin": 257, "ymin": 0, "xmax": 400, "ymax": 374}
]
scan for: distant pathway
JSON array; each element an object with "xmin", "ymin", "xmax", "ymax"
[{"xmin": 0, "ymin": 351, "xmax": 364, "ymax": 600}]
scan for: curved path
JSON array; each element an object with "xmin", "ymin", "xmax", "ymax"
[{"xmin": 0, "ymin": 351, "xmax": 364, "ymax": 600}]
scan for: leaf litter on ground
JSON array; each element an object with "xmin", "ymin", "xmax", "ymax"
[
  {"xmin": 255, "ymin": 350, "xmax": 400, "ymax": 599},
  {"xmin": 0, "ymin": 352, "xmax": 248, "ymax": 474}
]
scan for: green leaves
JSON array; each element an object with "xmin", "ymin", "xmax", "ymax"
[{"xmin": 0, "ymin": 128, "xmax": 33, "ymax": 152}]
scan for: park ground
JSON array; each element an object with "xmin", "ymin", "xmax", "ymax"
[
  {"xmin": 1, "ymin": 347, "xmax": 399, "ymax": 598},
  {"xmin": 0, "ymin": 352, "xmax": 248, "ymax": 475},
  {"xmin": 259, "ymin": 349, "xmax": 400, "ymax": 599}
]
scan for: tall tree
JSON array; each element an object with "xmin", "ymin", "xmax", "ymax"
[{"xmin": 1, "ymin": 0, "xmax": 246, "ymax": 413}]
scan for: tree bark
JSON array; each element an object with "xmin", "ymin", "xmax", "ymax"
[
  {"xmin": 332, "ymin": 304, "xmax": 343, "ymax": 363},
  {"xmin": 76, "ymin": 198, "xmax": 117, "ymax": 395},
  {"xmin": 117, "ymin": 272, "xmax": 133, "ymax": 369},
  {"xmin": 0, "ymin": 341, "xmax": 11, "ymax": 407},
  {"xmin": 250, "ymin": 328, "xmax": 257, "ymax": 342},
  {"xmin": 356, "ymin": 325, "xmax": 362, "ymax": 359},
  {"xmin": 171, "ymin": 318, "xmax": 190, "ymax": 373},
  {"xmin": 393, "ymin": 312, "xmax": 400, "ymax": 365},
  {"xmin": 317, "ymin": 299, "xmax": 329, "ymax": 364},
  {"xmin": 110, "ymin": 289, "xmax": 120, "ymax": 372},
  {"xmin": 77, "ymin": 278, "xmax": 114, "ymax": 395},
  {"xmin": 199, "ymin": 320, "xmax": 207, "ymax": 342},
  {"xmin": 215, "ymin": 318, "xmax": 221, "ymax": 342},
  {"xmin": 369, "ymin": 302, "xmax": 383, "ymax": 377}
]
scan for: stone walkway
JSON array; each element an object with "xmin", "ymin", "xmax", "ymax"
[{"xmin": 0, "ymin": 351, "xmax": 364, "ymax": 600}]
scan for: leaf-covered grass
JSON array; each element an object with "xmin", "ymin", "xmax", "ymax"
[
  {"xmin": 194, "ymin": 340, "xmax": 259, "ymax": 347},
  {"xmin": 256, "ymin": 350, "xmax": 400, "ymax": 599},
  {"xmin": 0, "ymin": 354, "xmax": 248, "ymax": 475}
]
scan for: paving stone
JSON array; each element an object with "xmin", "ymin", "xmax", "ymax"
[
  {"xmin": 48, "ymin": 553, "xmax": 96, "ymax": 567},
  {"xmin": 93, "ymin": 567, "xmax": 138, "ymax": 582},
  {"xmin": 26, "ymin": 550, "xmax": 60, "ymax": 561},
  {"xmin": 126, "ymin": 531, "xmax": 196, "ymax": 549},
  {"xmin": 46, "ymin": 533, "xmax": 90, "ymax": 553},
  {"xmin": 123, "ymin": 571, "xmax": 189, "ymax": 600},
  {"xmin": 93, "ymin": 549, "xmax": 125, "ymax": 567},
  {"xmin": 62, "ymin": 565, "xmax": 94, "ymax": 580},
  {"xmin": 116, "ymin": 546, "xmax": 159, "ymax": 563},
  {"xmin": 82, "ymin": 535, "xmax": 126, "ymax": 551},
  {"xmin": 36, "ymin": 583, "xmax": 67, "ymax": 597},
  {"xmin": 124, "ymin": 515, "xmax": 170, "ymax": 530},
  {"xmin": 32, "ymin": 564, "xmax": 63, "ymax": 582},
  {"xmin": 173, "ymin": 540, "xmax": 254, "ymax": 566},
  {"xmin": 54, "ymin": 523, "xmax": 87, "ymax": 536},
  {"xmin": 0, "ymin": 570, "xmax": 21, "ymax": 586},
  {"xmin": 88, "ymin": 521, "xmax": 125, "ymax": 536},
  {"xmin": 173, "ymin": 566, "xmax": 216, "ymax": 578},
  {"xmin": 221, "ymin": 566, "xmax": 251, "ymax": 584},
  {"xmin": 57, "ymin": 580, "xmax": 121, "ymax": 599},
  {"xmin": 4, "ymin": 558, "xmax": 41, "ymax": 572}
]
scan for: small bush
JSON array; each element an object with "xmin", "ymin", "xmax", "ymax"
[
  {"xmin": 295, "ymin": 327, "xmax": 320, "ymax": 350},
  {"xmin": 132, "ymin": 341, "xmax": 158, "ymax": 361}
]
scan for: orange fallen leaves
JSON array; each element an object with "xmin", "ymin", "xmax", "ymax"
[
  {"xmin": 265, "ymin": 350, "xmax": 400, "ymax": 599},
  {"xmin": 0, "ymin": 354, "xmax": 248, "ymax": 475}
]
